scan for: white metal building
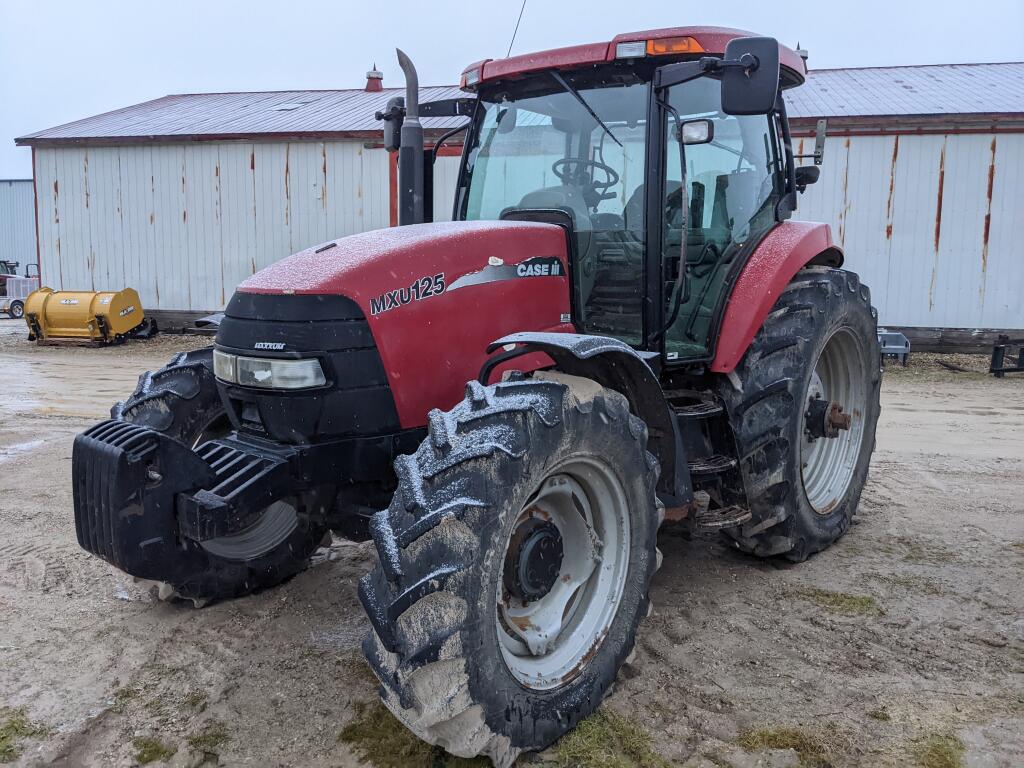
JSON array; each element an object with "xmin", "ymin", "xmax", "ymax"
[
  {"xmin": 16, "ymin": 62, "xmax": 1024, "ymax": 341},
  {"xmin": 0, "ymin": 179, "xmax": 37, "ymax": 267}
]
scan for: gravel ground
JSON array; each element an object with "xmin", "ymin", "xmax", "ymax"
[{"xmin": 0, "ymin": 319, "xmax": 1021, "ymax": 767}]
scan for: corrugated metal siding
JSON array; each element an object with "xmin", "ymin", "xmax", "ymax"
[
  {"xmin": 0, "ymin": 180, "xmax": 37, "ymax": 265},
  {"xmin": 794, "ymin": 132, "xmax": 1023, "ymax": 329},
  {"xmin": 34, "ymin": 141, "xmax": 390, "ymax": 311}
]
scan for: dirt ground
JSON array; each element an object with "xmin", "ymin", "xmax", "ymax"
[{"xmin": 1, "ymin": 318, "xmax": 1021, "ymax": 767}]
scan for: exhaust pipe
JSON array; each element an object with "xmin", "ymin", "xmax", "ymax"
[{"xmin": 396, "ymin": 48, "xmax": 424, "ymax": 226}]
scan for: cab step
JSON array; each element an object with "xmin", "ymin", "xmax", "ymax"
[
  {"xmin": 675, "ymin": 400, "xmax": 724, "ymax": 419},
  {"xmin": 695, "ymin": 505, "xmax": 752, "ymax": 531},
  {"xmin": 687, "ymin": 453, "xmax": 737, "ymax": 475}
]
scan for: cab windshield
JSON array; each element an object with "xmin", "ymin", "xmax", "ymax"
[
  {"xmin": 457, "ymin": 66, "xmax": 650, "ymax": 343},
  {"xmin": 456, "ymin": 64, "xmax": 782, "ymax": 356}
]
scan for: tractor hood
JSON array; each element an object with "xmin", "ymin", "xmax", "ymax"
[{"xmin": 236, "ymin": 220, "xmax": 573, "ymax": 426}]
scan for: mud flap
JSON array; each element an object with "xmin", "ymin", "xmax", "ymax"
[{"xmin": 72, "ymin": 420, "xmax": 216, "ymax": 580}]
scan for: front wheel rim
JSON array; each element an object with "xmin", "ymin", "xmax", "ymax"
[
  {"xmin": 800, "ymin": 328, "xmax": 868, "ymax": 514},
  {"xmin": 496, "ymin": 457, "xmax": 631, "ymax": 690},
  {"xmin": 199, "ymin": 499, "xmax": 298, "ymax": 561}
]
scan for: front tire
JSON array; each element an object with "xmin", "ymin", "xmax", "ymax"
[
  {"xmin": 114, "ymin": 347, "xmax": 328, "ymax": 603},
  {"xmin": 719, "ymin": 268, "xmax": 881, "ymax": 561},
  {"xmin": 359, "ymin": 373, "xmax": 661, "ymax": 766},
  {"xmin": 9, "ymin": 300, "xmax": 24, "ymax": 319}
]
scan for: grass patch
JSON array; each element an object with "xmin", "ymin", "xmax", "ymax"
[
  {"xmin": 132, "ymin": 736, "xmax": 174, "ymax": 765},
  {"xmin": 891, "ymin": 536, "xmax": 957, "ymax": 565},
  {"xmin": 338, "ymin": 652, "xmax": 381, "ymax": 692},
  {"xmin": 738, "ymin": 727, "xmax": 832, "ymax": 767},
  {"xmin": 0, "ymin": 707, "xmax": 48, "ymax": 763},
  {"xmin": 110, "ymin": 685, "xmax": 138, "ymax": 714},
  {"xmin": 866, "ymin": 572, "xmax": 944, "ymax": 596},
  {"xmin": 790, "ymin": 587, "xmax": 884, "ymax": 616},
  {"xmin": 339, "ymin": 701, "xmax": 489, "ymax": 768},
  {"xmin": 913, "ymin": 733, "xmax": 964, "ymax": 768},
  {"xmin": 867, "ymin": 707, "xmax": 891, "ymax": 721},
  {"xmin": 187, "ymin": 720, "xmax": 229, "ymax": 751},
  {"xmin": 182, "ymin": 690, "xmax": 208, "ymax": 713},
  {"xmin": 552, "ymin": 709, "xmax": 669, "ymax": 768}
]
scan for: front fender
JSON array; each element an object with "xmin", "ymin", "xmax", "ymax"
[
  {"xmin": 486, "ymin": 332, "xmax": 691, "ymax": 505},
  {"xmin": 711, "ymin": 222, "xmax": 843, "ymax": 373}
]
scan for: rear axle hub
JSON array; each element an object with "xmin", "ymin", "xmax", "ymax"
[
  {"xmin": 504, "ymin": 518, "xmax": 564, "ymax": 602},
  {"xmin": 805, "ymin": 397, "xmax": 852, "ymax": 441}
]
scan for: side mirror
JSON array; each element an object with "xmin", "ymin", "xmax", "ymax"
[
  {"xmin": 677, "ymin": 118, "xmax": 714, "ymax": 145},
  {"xmin": 795, "ymin": 164, "xmax": 820, "ymax": 192},
  {"xmin": 720, "ymin": 37, "xmax": 780, "ymax": 116},
  {"xmin": 497, "ymin": 105, "xmax": 517, "ymax": 134},
  {"xmin": 377, "ymin": 96, "xmax": 405, "ymax": 152}
]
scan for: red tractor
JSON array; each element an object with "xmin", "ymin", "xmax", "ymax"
[{"xmin": 72, "ymin": 27, "xmax": 880, "ymax": 765}]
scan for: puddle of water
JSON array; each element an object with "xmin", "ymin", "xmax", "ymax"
[{"xmin": 0, "ymin": 439, "xmax": 45, "ymax": 464}]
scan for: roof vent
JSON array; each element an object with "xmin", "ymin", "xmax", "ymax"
[
  {"xmin": 796, "ymin": 42, "xmax": 809, "ymax": 62},
  {"xmin": 365, "ymin": 63, "xmax": 384, "ymax": 92}
]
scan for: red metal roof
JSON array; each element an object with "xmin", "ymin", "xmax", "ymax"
[
  {"xmin": 468, "ymin": 26, "xmax": 807, "ymax": 87},
  {"xmin": 16, "ymin": 63, "xmax": 1024, "ymax": 147}
]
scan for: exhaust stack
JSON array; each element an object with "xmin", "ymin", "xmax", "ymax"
[{"xmin": 396, "ymin": 48, "xmax": 424, "ymax": 226}]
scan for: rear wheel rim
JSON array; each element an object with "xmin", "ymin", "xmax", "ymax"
[
  {"xmin": 800, "ymin": 328, "xmax": 867, "ymax": 514},
  {"xmin": 496, "ymin": 457, "xmax": 630, "ymax": 690},
  {"xmin": 11, "ymin": 304, "xmax": 23, "ymax": 318}
]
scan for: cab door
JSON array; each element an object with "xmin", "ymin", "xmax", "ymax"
[{"xmin": 656, "ymin": 77, "xmax": 785, "ymax": 360}]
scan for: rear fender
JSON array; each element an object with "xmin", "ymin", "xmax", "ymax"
[
  {"xmin": 485, "ymin": 332, "xmax": 691, "ymax": 505},
  {"xmin": 711, "ymin": 222, "xmax": 843, "ymax": 373}
]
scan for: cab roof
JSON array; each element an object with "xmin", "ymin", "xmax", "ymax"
[{"xmin": 461, "ymin": 26, "xmax": 807, "ymax": 90}]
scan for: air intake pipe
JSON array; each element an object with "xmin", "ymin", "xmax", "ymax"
[{"xmin": 396, "ymin": 48, "xmax": 424, "ymax": 226}]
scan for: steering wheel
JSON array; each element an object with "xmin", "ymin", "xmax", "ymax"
[{"xmin": 551, "ymin": 158, "xmax": 619, "ymax": 191}]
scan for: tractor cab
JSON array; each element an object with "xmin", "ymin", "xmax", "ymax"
[{"xmin": 387, "ymin": 28, "xmax": 822, "ymax": 364}]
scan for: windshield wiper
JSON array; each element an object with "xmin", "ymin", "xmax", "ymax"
[{"xmin": 549, "ymin": 71, "xmax": 622, "ymax": 147}]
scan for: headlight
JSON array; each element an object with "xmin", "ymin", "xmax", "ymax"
[{"xmin": 213, "ymin": 349, "xmax": 326, "ymax": 389}]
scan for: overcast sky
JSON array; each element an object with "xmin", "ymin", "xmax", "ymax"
[{"xmin": 2, "ymin": 0, "xmax": 1022, "ymax": 177}]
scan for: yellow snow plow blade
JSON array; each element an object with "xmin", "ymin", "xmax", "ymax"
[{"xmin": 24, "ymin": 287, "xmax": 156, "ymax": 344}]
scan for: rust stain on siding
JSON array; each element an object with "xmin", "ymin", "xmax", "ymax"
[
  {"xmin": 83, "ymin": 153, "xmax": 90, "ymax": 209},
  {"xmin": 979, "ymin": 136, "xmax": 997, "ymax": 304},
  {"xmin": 928, "ymin": 137, "xmax": 948, "ymax": 311},
  {"xmin": 250, "ymin": 150, "xmax": 255, "ymax": 171},
  {"xmin": 284, "ymin": 145, "xmax": 291, "ymax": 226},
  {"xmin": 837, "ymin": 138, "xmax": 851, "ymax": 247},
  {"xmin": 884, "ymin": 136, "xmax": 899, "ymax": 239},
  {"xmin": 321, "ymin": 145, "xmax": 328, "ymax": 209}
]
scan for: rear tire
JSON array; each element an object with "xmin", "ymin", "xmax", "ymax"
[
  {"xmin": 359, "ymin": 373, "xmax": 661, "ymax": 766},
  {"xmin": 114, "ymin": 347, "xmax": 328, "ymax": 603},
  {"xmin": 718, "ymin": 268, "xmax": 880, "ymax": 561},
  {"xmin": 9, "ymin": 300, "xmax": 23, "ymax": 319}
]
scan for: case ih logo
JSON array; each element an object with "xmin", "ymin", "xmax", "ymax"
[
  {"xmin": 515, "ymin": 258, "xmax": 562, "ymax": 277},
  {"xmin": 254, "ymin": 342, "xmax": 286, "ymax": 350},
  {"xmin": 370, "ymin": 273, "xmax": 446, "ymax": 316}
]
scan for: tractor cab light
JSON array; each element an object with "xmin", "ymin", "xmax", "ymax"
[
  {"xmin": 646, "ymin": 36, "xmax": 705, "ymax": 56},
  {"xmin": 615, "ymin": 41, "xmax": 647, "ymax": 59},
  {"xmin": 461, "ymin": 68, "xmax": 481, "ymax": 88}
]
